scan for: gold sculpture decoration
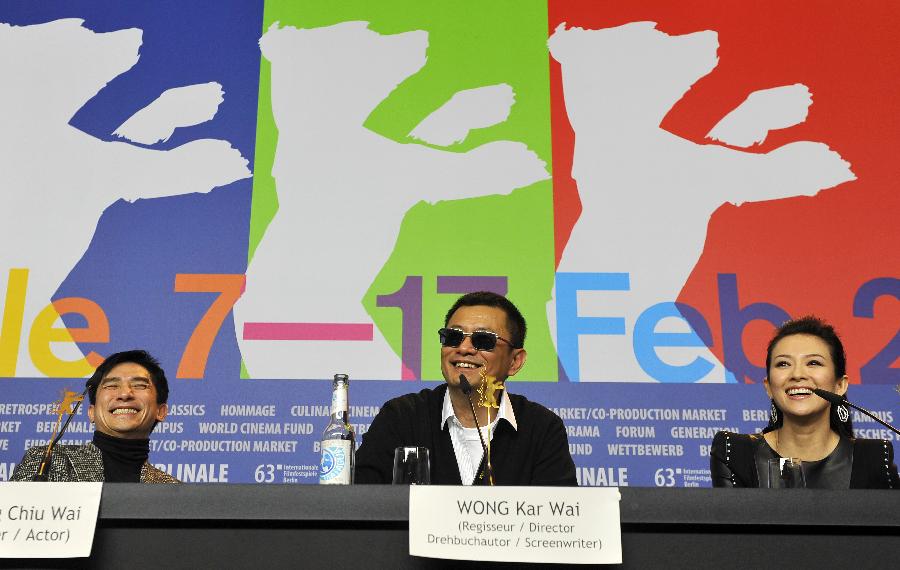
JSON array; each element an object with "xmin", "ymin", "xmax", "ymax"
[
  {"xmin": 476, "ymin": 370, "xmax": 503, "ymax": 410},
  {"xmin": 53, "ymin": 390, "xmax": 85, "ymax": 416},
  {"xmin": 35, "ymin": 389, "xmax": 85, "ymax": 479},
  {"xmin": 476, "ymin": 369, "xmax": 504, "ymax": 486},
  {"xmin": 48, "ymin": 389, "xmax": 84, "ymax": 442}
]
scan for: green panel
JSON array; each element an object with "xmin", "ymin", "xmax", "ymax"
[{"xmin": 251, "ymin": 0, "xmax": 556, "ymax": 381}]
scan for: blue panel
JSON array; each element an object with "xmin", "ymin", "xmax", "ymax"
[{"xmin": 2, "ymin": 1, "xmax": 263, "ymax": 381}]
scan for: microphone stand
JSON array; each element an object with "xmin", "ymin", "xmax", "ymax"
[
  {"xmin": 813, "ymin": 388, "xmax": 900, "ymax": 437},
  {"xmin": 33, "ymin": 386, "xmax": 89, "ymax": 481},
  {"xmin": 458, "ymin": 374, "xmax": 494, "ymax": 485}
]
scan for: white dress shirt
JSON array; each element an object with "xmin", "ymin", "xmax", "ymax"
[{"xmin": 441, "ymin": 387, "xmax": 517, "ymax": 485}]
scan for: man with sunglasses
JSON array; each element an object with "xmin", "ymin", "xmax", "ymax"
[
  {"xmin": 356, "ymin": 291, "xmax": 577, "ymax": 485},
  {"xmin": 12, "ymin": 350, "xmax": 178, "ymax": 483}
]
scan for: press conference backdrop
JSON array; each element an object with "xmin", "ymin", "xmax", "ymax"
[{"xmin": 1, "ymin": 1, "xmax": 898, "ymax": 486}]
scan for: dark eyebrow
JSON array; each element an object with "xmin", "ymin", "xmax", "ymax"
[
  {"xmin": 773, "ymin": 354, "xmax": 826, "ymax": 360},
  {"xmin": 100, "ymin": 376, "xmax": 151, "ymax": 383},
  {"xmin": 448, "ymin": 324, "xmax": 498, "ymax": 333}
]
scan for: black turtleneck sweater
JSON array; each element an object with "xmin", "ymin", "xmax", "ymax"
[{"xmin": 92, "ymin": 431, "xmax": 149, "ymax": 483}]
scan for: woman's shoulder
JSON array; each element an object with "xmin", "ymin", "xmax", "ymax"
[
  {"xmin": 851, "ymin": 436, "xmax": 893, "ymax": 448},
  {"xmin": 711, "ymin": 431, "xmax": 765, "ymax": 461},
  {"xmin": 849, "ymin": 437, "xmax": 898, "ymax": 489},
  {"xmin": 850, "ymin": 436, "xmax": 895, "ymax": 459},
  {"xmin": 710, "ymin": 431, "xmax": 764, "ymax": 487},
  {"xmin": 712, "ymin": 431, "xmax": 763, "ymax": 446}
]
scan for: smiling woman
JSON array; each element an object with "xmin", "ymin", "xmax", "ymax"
[{"xmin": 710, "ymin": 316, "xmax": 899, "ymax": 489}]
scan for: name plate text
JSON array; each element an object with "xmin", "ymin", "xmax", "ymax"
[{"xmin": 409, "ymin": 485, "xmax": 622, "ymax": 565}]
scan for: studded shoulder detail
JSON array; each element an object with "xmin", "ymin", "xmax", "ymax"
[{"xmin": 724, "ymin": 431, "xmax": 735, "ymax": 487}]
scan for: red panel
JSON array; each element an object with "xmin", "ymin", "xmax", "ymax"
[{"xmin": 549, "ymin": 0, "xmax": 900, "ymax": 382}]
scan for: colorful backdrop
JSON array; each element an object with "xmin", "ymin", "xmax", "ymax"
[{"xmin": 1, "ymin": 0, "xmax": 897, "ymax": 485}]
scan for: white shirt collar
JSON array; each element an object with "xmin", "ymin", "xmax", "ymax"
[{"xmin": 440, "ymin": 384, "xmax": 517, "ymax": 431}]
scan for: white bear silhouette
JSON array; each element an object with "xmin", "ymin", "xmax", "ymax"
[
  {"xmin": 548, "ymin": 22, "xmax": 854, "ymax": 382},
  {"xmin": 234, "ymin": 21, "xmax": 548, "ymax": 379},
  {"xmin": 0, "ymin": 19, "xmax": 250, "ymax": 376}
]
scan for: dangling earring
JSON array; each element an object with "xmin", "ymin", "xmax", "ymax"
[
  {"xmin": 837, "ymin": 403, "xmax": 850, "ymax": 424},
  {"xmin": 770, "ymin": 400, "xmax": 778, "ymax": 424}
]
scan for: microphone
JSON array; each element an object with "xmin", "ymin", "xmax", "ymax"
[
  {"xmin": 458, "ymin": 374, "xmax": 494, "ymax": 485},
  {"xmin": 458, "ymin": 374, "xmax": 474, "ymax": 397},
  {"xmin": 813, "ymin": 388, "xmax": 900, "ymax": 437},
  {"xmin": 33, "ymin": 386, "xmax": 89, "ymax": 481}
]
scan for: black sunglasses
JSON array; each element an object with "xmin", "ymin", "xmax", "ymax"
[{"xmin": 438, "ymin": 328, "xmax": 514, "ymax": 351}]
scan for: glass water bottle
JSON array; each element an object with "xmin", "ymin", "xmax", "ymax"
[{"xmin": 319, "ymin": 374, "xmax": 355, "ymax": 484}]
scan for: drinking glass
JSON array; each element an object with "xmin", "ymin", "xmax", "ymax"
[
  {"xmin": 392, "ymin": 446, "xmax": 431, "ymax": 485},
  {"xmin": 766, "ymin": 457, "xmax": 806, "ymax": 488}
]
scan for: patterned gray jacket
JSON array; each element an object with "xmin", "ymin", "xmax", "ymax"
[{"xmin": 10, "ymin": 443, "xmax": 179, "ymax": 483}]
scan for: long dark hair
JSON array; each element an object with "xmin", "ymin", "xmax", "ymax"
[{"xmin": 762, "ymin": 316, "xmax": 853, "ymax": 438}]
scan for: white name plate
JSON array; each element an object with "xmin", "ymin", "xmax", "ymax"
[
  {"xmin": 0, "ymin": 483, "xmax": 102, "ymax": 558},
  {"xmin": 409, "ymin": 486, "xmax": 622, "ymax": 565}
]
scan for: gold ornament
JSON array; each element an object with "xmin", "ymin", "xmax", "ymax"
[
  {"xmin": 476, "ymin": 369, "xmax": 503, "ymax": 409},
  {"xmin": 47, "ymin": 389, "xmax": 85, "ymax": 441},
  {"xmin": 474, "ymin": 369, "xmax": 502, "ymax": 486},
  {"xmin": 52, "ymin": 390, "xmax": 84, "ymax": 417}
]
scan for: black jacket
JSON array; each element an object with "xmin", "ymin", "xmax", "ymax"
[
  {"xmin": 710, "ymin": 431, "xmax": 898, "ymax": 489},
  {"xmin": 356, "ymin": 384, "xmax": 577, "ymax": 485}
]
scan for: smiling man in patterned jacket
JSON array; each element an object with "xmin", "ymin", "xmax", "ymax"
[{"xmin": 12, "ymin": 350, "xmax": 178, "ymax": 483}]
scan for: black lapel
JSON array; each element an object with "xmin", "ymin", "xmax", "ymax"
[{"xmin": 479, "ymin": 421, "xmax": 515, "ymax": 485}]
